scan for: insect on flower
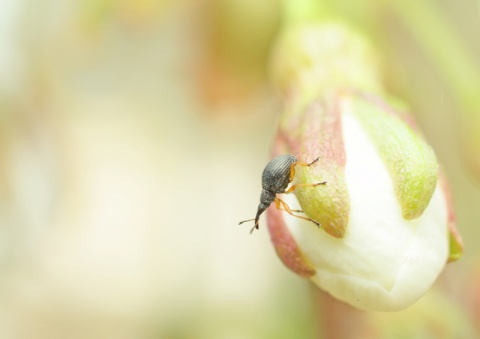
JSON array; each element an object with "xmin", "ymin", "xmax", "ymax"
[{"xmin": 239, "ymin": 154, "xmax": 326, "ymax": 233}]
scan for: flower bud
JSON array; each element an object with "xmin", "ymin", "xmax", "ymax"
[{"xmin": 266, "ymin": 23, "xmax": 463, "ymax": 311}]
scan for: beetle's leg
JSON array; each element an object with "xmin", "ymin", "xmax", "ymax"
[
  {"xmin": 274, "ymin": 198, "xmax": 303, "ymax": 213},
  {"xmin": 289, "ymin": 157, "xmax": 320, "ymax": 182},
  {"xmin": 275, "ymin": 198, "xmax": 320, "ymax": 227},
  {"xmin": 284, "ymin": 181, "xmax": 326, "ymax": 194},
  {"xmin": 295, "ymin": 157, "xmax": 320, "ymax": 167},
  {"xmin": 289, "ymin": 162, "xmax": 296, "ymax": 182}
]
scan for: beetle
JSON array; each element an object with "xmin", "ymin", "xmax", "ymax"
[{"xmin": 239, "ymin": 154, "xmax": 326, "ymax": 233}]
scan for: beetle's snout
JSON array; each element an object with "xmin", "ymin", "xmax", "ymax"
[{"xmin": 255, "ymin": 202, "xmax": 269, "ymax": 220}]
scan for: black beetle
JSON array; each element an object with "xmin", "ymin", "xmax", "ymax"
[{"xmin": 239, "ymin": 154, "xmax": 326, "ymax": 233}]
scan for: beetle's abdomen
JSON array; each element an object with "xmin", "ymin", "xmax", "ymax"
[{"xmin": 262, "ymin": 154, "xmax": 297, "ymax": 193}]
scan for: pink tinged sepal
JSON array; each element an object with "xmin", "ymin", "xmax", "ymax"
[
  {"xmin": 274, "ymin": 94, "xmax": 350, "ymax": 238},
  {"xmin": 439, "ymin": 171, "xmax": 464, "ymax": 262},
  {"xmin": 266, "ymin": 206, "xmax": 316, "ymax": 278}
]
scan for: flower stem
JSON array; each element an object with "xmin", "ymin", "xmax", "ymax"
[{"xmin": 313, "ymin": 286, "xmax": 371, "ymax": 339}]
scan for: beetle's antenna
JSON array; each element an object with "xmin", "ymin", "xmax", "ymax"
[
  {"xmin": 238, "ymin": 218, "xmax": 260, "ymax": 234},
  {"xmin": 239, "ymin": 201, "xmax": 269, "ymax": 233},
  {"xmin": 239, "ymin": 218, "xmax": 260, "ymax": 233},
  {"xmin": 238, "ymin": 218, "xmax": 255, "ymax": 225}
]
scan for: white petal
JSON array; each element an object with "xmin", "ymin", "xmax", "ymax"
[{"xmin": 283, "ymin": 109, "xmax": 449, "ymax": 311}]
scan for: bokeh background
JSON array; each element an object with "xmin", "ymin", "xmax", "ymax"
[{"xmin": 1, "ymin": 0, "xmax": 480, "ymax": 338}]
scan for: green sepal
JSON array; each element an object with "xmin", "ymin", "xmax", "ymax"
[
  {"xmin": 448, "ymin": 230, "xmax": 463, "ymax": 262},
  {"xmin": 351, "ymin": 94, "xmax": 438, "ymax": 220}
]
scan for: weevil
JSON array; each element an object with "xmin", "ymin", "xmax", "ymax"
[{"xmin": 239, "ymin": 154, "xmax": 326, "ymax": 233}]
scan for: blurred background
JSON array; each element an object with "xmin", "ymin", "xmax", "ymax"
[{"xmin": 0, "ymin": 0, "xmax": 480, "ymax": 338}]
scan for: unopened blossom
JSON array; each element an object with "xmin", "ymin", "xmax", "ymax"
[{"xmin": 266, "ymin": 23, "xmax": 463, "ymax": 311}]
